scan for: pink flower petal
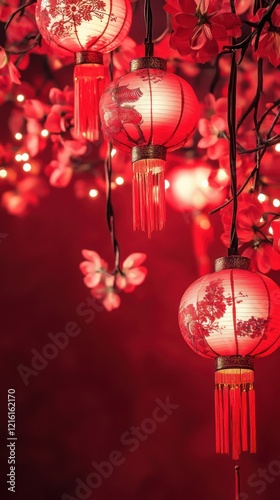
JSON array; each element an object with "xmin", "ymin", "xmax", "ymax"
[
  {"xmin": 103, "ymin": 292, "xmax": 121, "ymax": 311},
  {"xmin": 83, "ymin": 273, "xmax": 101, "ymax": 288},
  {"xmin": 122, "ymin": 252, "xmax": 147, "ymax": 269},
  {"xmin": 49, "ymin": 166, "xmax": 73, "ymax": 187},
  {"xmin": 81, "ymin": 249, "xmax": 102, "ymax": 268},
  {"xmin": 125, "ymin": 267, "xmax": 148, "ymax": 286},
  {"xmin": 79, "ymin": 261, "xmax": 97, "ymax": 276},
  {"xmin": 198, "ymin": 118, "xmax": 212, "ymax": 137}
]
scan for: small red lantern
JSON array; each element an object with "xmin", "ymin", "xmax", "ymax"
[
  {"xmin": 36, "ymin": 0, "xmax": 132, "ymax": 142},
  {"xmin": 165, "ymin": 158, "xmax": 226, "ymax": 212},
  {"xmin": 178, "ymin": 255, "xmax": 280, "ymax": 459},
  {"xmin": 99, "ymin": 57, "xmax": 199, "ymax": 236}
]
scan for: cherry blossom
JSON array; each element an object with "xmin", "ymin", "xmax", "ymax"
[
  {"xmin": 80, "ymin": 250, "xmax": 148, "ymax": 311},
  {"xmin": 165, "ymin": 0, "xmax": 242, "ymax": 63},
  {"xmin": 250, "ymin": 5, "xmax": 280, "ymax": 68},
  {"xmin": 220, "ymin": 194, "xmax": 280, "ymax": 273},
  {"xmin": 0, "ymin": 46, "xmax": 21, "ymax": 86}
]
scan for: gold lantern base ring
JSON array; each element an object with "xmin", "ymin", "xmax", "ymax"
[
  {"xmin": 215, "ymin": 255, "xmax": 251, "ymax": 272},
  {"xmin": 216, "ymin": 355, "xmax": 254, "ymax": 371}
]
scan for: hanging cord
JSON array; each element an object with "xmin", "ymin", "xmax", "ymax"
[
  {"xmin": 227, "ymin": 0, "xmax": 239, "ymax": 256},
  {"xmin": 144, "ymin": 0, "xmax": 154, "ymax": 57},
  {"xmin": 104, "ymin": 53, "xmax": 122, "ymax": 280},
  {"xmin": 235, "ymin": 466, "xmax": 241, "ymax": 500}
]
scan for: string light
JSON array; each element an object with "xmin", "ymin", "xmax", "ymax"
[
  {"xmin": 273, "ymin": 199, "xmax": 280, "ymax": 208},
  {"xmin": 16, "ymin": 94, "xmax": 25, "ymax": 102},
  {"xmin": 0, "ymin": 168, "xmax": 8, "ymax": 178},
  {"xmin": 257, "ymin": 193, "xmax": 266, "ymax": 203},
  {"xmin": 15, "ymin": 133, "xmax": 23, "ymax": 141},
  {"xmin": 89, "ymin": 189, "xmax": 98, "ymax": 198},
  {"xmin": 23, "ymin": 163, "xmax": 32, "ymax": 172},
  {"xmin": 275, "ymin": 143, "xmax": 280, "ymax": 153},
  {"xmin": 21, "ymin": 153, "xmax": 29, "ymax": 162},
  {"xmin": 115, "ymin": 176, "xmax": 124, "ymax": 186},
  {"xmin": 41, "ymin": 129, "xmax": 49, "ymax": 138},
  {"xmin": 15, "ymin": 154, "xmax": 22, "ymax": 162},
  {"xmin": 111, "ymin": 148, "xmax": 117, "ymax": 158}
]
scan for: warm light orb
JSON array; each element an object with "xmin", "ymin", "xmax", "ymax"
[
  {"xmin": 89, "ymin": 189, "xmax": 98, "ymax": 198},
  {"xmin": 16, "ymin": 94, "xmax": 25, "ymax": 102},
  {"xmin": 164, "ymin": 179, "xmax": 170, "ymax": 190},
  {"xmin": 273, "ymin": 198, "xmax": 280, "ymax": 208},
  {"xmin": 257, "ymin": 193, "xmax": 267, "ymax": 203},
  {"xmin": 15, "ymin": 133, "xmax": 23, "ymax": 141},
  {"xmin": 21, "ymin": 153, "xmax": 29, "ymax": 162},
  {"xmin": 275, "ymin": 143, "xmax": 280, "ymax": 152},
  {"xmin": 15, "ymin": 154, "xmax": 22, "ymax": 162},
  {"xmin": 111, "ymin": 148, "xmax": 117, "ymax": 158},
  {"xmin": 23, "ymin": 163, "xmax": 32, "ymax": 172},
  {"xmin": 115, "ymin": 176, "xmax": 124, "ymax": 186},
  {"xmin": 41, "ymin": 129, "xmax": 49, "ymax": 138},
  {"xmin": 0, "ymin": 168, "xmax": 8, "ymax": 178}
]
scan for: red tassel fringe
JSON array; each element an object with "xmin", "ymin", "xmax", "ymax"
[
  {"xmin": 215, "ymin": 369, "xmax": 256, "ymax": 459},
  {"xmin": 74, "ymin": 63, "xmax": 105, "ymax": 142},
  {"xmin": 132, "ymin": 159, "xmax": 166, "ymax": 237}
]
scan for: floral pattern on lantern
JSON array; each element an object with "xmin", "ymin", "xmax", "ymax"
[
  {"xmin": 100, "ymin": 57, "xmax": 200, "ymax": 236},
  {"xmin": 36, "ymin": 0, "xmax": 132, "ymax": 141},
  {"xmin": 178, "ymin": 255, "xmax": 280, "ymax": 459}
]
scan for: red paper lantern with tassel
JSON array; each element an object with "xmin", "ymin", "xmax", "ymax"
[
  {"xmin": 178, "ymin": 255, "xmax": 280, "ymax": 460},
  {"xmin": 35, "ymin": 0, "xmax": 132, "ymax": 142},
  {"xmin": 99, "ymin": 57, "xmax": 199, "ymax": 236}
]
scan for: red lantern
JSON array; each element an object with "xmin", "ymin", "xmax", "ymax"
[
  {"xmin": 165, "ymin": 158, "xmax": 226, "ymax": 212},
  {"xmin": 99, "ymin": 57, "xmax": 199, "ymax": 236},
  {"xmin": 178, "ymin": 255, "xmax": 280, "ymax": 459},
  {"xmin": 36, "ymin": 0, "xmax": 132, "ymax": 142}
]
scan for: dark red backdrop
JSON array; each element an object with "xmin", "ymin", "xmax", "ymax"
[{"xmin": 1, "ymin": 181, "xmax": 280, "ymax": 500}]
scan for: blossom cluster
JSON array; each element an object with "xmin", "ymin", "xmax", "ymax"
[{"xmin": 80, "ymin": 250, "xmax": 148, "ymax": 311}]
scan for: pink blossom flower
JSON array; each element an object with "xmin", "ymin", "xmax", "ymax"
[
  {"xmin": 250, "ymin": 5, "xmax": 280, "ymax": 68},
  {"xmin": 2, "ymin": 177, "xmax": 49, "ymax": 216},
  {"xmin": 0, "ymin": 46, "xmax": 21, "ymax": 85},
  {"xmin": 165, "ymin": 0, "xmax": 242, "ymax": 63},
  {"xmin": 79, "ymin": 250, "xmax": 104, "ymax": 288},
  {"xmin": 116, "ymin": 253, "xmax": 147, "ymax": 292},
  {"xmin": 242, "ymin": 242, "xmax": 280, "ymax": 274},
  {"xmin": 44, "ymin": 86, "xmax": 74, "ymax": 134},
  {"xmin": 79, "ymin": 250, "xmax": 148, "ymax": 311},
  {"xmin": 48, "ymin": 161, "xmax": 73, "ymax": 188}
]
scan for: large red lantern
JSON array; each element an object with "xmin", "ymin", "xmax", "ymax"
[
  {"xmin": 99, "ymin": 57, "xmax": 199, "ymax": 236},
  {"xmin": 36, "ymin": 0, "xmax": 132, "ymax": 142},
  {"xmin": 178, "ymin": 255, "xmax": 280, "ymax": 459}
]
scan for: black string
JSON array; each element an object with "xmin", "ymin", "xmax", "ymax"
[
  {"xmin": 228, "ymin": 0, "xmax": 239, "ymax": 256},
  {"xmin": 104, "ymin": 53, "xmax": 121, "ymax": 276},
  {"xmin": 144, "ymin": 0, "xmax": 154, "ymax": 57}
]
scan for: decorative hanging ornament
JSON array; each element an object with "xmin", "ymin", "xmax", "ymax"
[
  {"xmin": 178, "ymin": 255, "xmax": 280, "ymax": 460},
  {"xmin": 35, "ymin": 0, "xmax": 132, "ymax": 142},
  {"xmin": 99, "ymin": 57, "xmax": 199, "ymax": 236}
]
